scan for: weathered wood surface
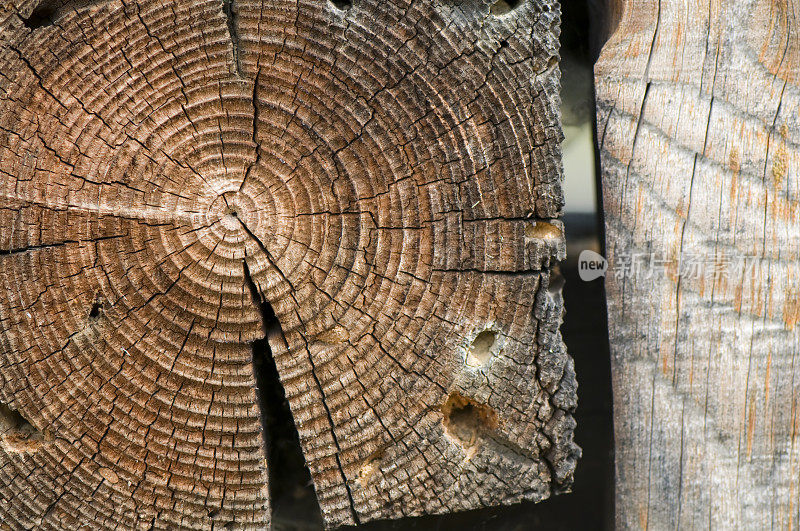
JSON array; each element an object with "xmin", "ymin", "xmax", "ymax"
[
  {"xmin": 0, "ymin": 0, "xmax": 577, "ymax": 528},
  {"xmin": 596, "ymin": 0, "xmax": 800, "ymax": 528}
]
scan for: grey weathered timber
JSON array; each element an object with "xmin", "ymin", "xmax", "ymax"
[{"xmin": 596, "ymin": 0, "xmax": 800, "ymax": 528}]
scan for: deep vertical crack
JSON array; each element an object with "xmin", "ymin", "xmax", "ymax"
[
  {"xmin": 242, "ymin": 260, "xmax": 323, "ymax": 526},
  {"xmin": 238, "ymin": 220, "xmax": 361, "ymax": 525},
  {"xmin": 239, "ymin": 67, "xmax": 262, "ymax": 193},
  {"xmin": 223, "ymin": 0, "xmax": 242, "ymax": 76}
]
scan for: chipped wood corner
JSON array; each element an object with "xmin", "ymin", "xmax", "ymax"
[{"xmin": 0, "ymin": 0, "xmax": 578, "ymax": 528}]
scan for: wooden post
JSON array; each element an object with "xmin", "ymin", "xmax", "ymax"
[
  {"xmin": 0, "ymin": 0, "xmax": 577, "ymax": 527},
  {"xmin": 596, "ymin": 0, "xmax": 800, "ymax": 528}
]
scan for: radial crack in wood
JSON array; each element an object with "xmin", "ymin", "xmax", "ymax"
[{"xmin": 0, "ymin": 0, "xmax": 577, "ymax": 528}]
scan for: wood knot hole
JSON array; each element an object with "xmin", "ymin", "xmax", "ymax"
[
  {"xmin": 356, "ymin": 450, "xmax": 384, "ymax": 488},
  {"xmin": 22, "ymin": 2, "xmax": 58, "ymax": 29},
  {"xmin": 89, "ymin": 301, "xmax": 102, "ymax": 319},
  {"xmin": 442, "ymin": 393, "xmax": 498, "ymax": 450},
  {"xmin": 0, "ymin": 403, "xmax": 46, "ymax": 454},
  {"xmin": 548, "ymin": 266, "xmax": 565, "ymax": 295},
  {"xmin": 466, "ymin": 329, "xmax": 498, "ymax": 366},
  {"xmin": 525, "ymin": 220, "xmax": 562, "ymax": 240}
]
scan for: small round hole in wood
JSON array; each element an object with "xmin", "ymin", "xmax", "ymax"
[
  {"xmin": 22, "ymin": 3, "xmax": 57, "ymax": 29},
  {"xmin": 466, "ymin": 329, "xmax": 498, "ymax": 366},
  {"xmin": 441, "ymin": 393, "xmax": 499, "ymax": 450}
]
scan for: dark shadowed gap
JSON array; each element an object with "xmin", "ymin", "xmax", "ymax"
[
  {"xmin": 21, "ymin": 2, "xmax": 57, "ymax": 29},
  {"xmin": 242, "ymin": 262, "xmax": 324, "ymax": 529},
  {"xmin": 252, "ymin": 339, "xmax": 324, "ymax": 529},
  {"xmin": 88, "ymin": 301, "xmax": 102, "ymax": 318}
]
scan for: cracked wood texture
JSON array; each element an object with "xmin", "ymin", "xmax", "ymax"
[
  {"xmin": 597, "ymin": 0, "xmax": 800, "ymax": 528},
  {"xmin": 0, "ymin": 0, "xmax": 578, "ymax": 528}
]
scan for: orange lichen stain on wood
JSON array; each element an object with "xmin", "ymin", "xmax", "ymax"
[
  {"xmin": 675, "ymin": 191, "xmax": 690, "ymax": 219},
  {"xmin": 714, "ymin": 272, "xmax": 728, "ymax": 303},
  {"xmin": 753, "ymin": 0, "xmax": 800, "ymax": 83},
  {"xmin": 729, "ymin": 147, "xmax": 741, "ymax": 173},
  {"xmin": 657, "ymin": 305, "xmax": 676, "ymax": 378},
  {"xmin": 772, "ymin": 142, "xmax": 788, "ymax": 189},
  {"xmin": 790, "ymin": 459, "xmax": 797, "ymax": 531},
  {"xmin": 697, "ymin": 269, "xmax": 707, "ymax": 298},
  {"xmin": 524, "ymin": 221, "xmax": 562, "ymax": 240},
  {"xmin": 728, "ymin": 149, "xmax": 741, "ymax": 206},
  {"xmin": 756, "ymin": 276, "xmax": 767, "ymax": 317},
  {"xmin": 634, "ymin": 188, "xmax": 644, "ymax": 221},
  {"xmin": 733, "ymin": 286, "xmax": 744, "ymax": 314},
  {"xmin": 766, "ymin": 280, "xmax": 777, "ymax": 321},
  {"xmin": 746, "ymin": 396, "xmax": 757, "ymax": 459},
  {"xmin": 441, "ymin": 393, "xmax": 499, "ymax": 454},
  {"xmin": 765, "ymin": 351, "xmax": 773, "ymax": 407},
  {"xmin": 660, "ymin": 344, "xmax": 670, "ymax": 377},
  {"xmin": 638, "ymin": 503, "xmax": 648, "ymax": 530},
  {"xmin": 713, "ymin": 254, "xmax": 730, "ymax": 295},
  {"xmin": 784, "ymin": 290, "xmax": 800, "ymax": 330}
]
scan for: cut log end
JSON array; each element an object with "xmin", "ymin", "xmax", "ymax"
[{"xmin": 0, "ymin": 0, "xmax": 576, "ymax": 527}]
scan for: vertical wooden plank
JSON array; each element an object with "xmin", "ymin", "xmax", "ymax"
[{"xmin": 596, "ymin": 0, "xmax": 800, "ymax": 528}]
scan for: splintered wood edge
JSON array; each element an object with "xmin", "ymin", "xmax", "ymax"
[
  {"xmin": 0, "ymin": 0, "xmax": 578, "ymax": 528},
  {"xmin": 597, "ymin": 0, "xmax": 800, "ymax": 528}
]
